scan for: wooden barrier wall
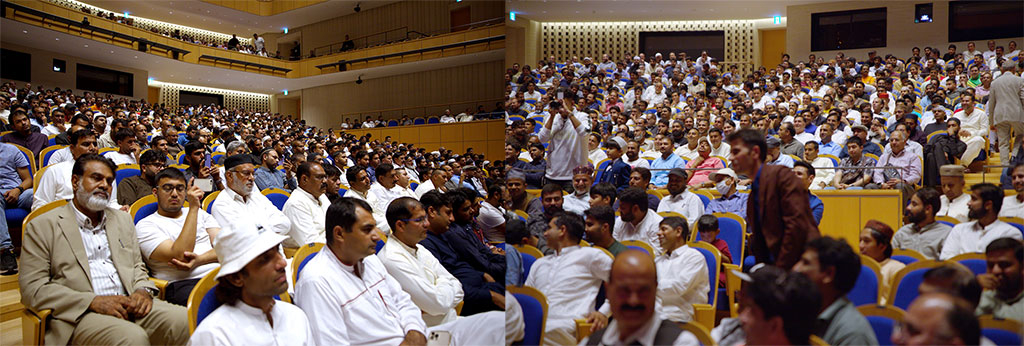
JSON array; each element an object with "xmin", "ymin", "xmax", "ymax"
[{"xmin": 338, "ymin": 120, "xmax": 505, "ymax": 163}]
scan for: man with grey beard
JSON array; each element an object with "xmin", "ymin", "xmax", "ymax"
[
  {"xmin": 19, "ymin": 154, "xmax": 189, "ymax": 345},
  {"xmin": 211, "ymin": 154, "xmax": 290, "ymax": 236}
]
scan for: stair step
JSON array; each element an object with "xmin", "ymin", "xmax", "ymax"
[{"xmin": 1, "ymin": 287, "xmax": 23, "ymax": 323}]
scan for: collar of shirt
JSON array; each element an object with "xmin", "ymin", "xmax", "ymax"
[
  {"xmin": 599, "ymin": 315, "xmax": 661, "ymax": 345},
  {"xmin": 324, "ymin": 246, "xmax": 365, "ymax": 277},
  {"xmin": 554, "ymin": 244, "xmax": 582, "ymax": 256},
  {"xmin": 970, "ymin": 219, "xmax": 1006, "ymax": 232},
  {"xmin": 223, "ymin": 186, "xmax": 250, "ymax": 204},
  {"xmin": 72, "ymin": 201, "xmax": 107, "ymax": 232},
  {"xmin": 817, "ymin": 297, "xmax": 853, "ymax": 326},
  {"xmin": 294, "ymin": 186, "xmax": 322, "ymax": 206},
  {"xmin": 664, "ymin": 244, "xmax": 691, "ymax": 258},
  {"xmin": 233, "ymin": 296, "xmax": 277, "ymax": 321},
  {"xmin": 392, "ymin": 237, "xmax": 419, "ymax": 257}
]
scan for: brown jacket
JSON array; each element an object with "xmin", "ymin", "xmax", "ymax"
[
  {"xmin": 19, "ymin": 202, "xmax": 157, "ymax": 345},
  {"xmin": 746, "ymin": 164, "xmax": 821, "ymax": 269}
]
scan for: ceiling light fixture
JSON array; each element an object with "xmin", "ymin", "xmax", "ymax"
[{"xmin": 354, "ymin": 2, "xmax": 361, "ymax": 12}]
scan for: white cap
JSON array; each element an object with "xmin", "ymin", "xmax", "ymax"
[
  {"xmin": 214, "ymin": 225, "xmax": 288, "ymax": 279},
  {"xmin": 709, "ymin": 167, "xmax": 738, "ymax": 181}
]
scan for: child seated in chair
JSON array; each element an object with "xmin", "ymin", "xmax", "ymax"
[{"xmin": 697, "ymin": 215, "xmax": 732, "ymax": 287}]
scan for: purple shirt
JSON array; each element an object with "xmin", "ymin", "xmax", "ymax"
[
  {"xmin": 1, "ymin": 131, "xmax": 48, "ymax": 159},
  {"xmin": 872, "ymin": 147, "xmax": 922, "ymax": 185}
]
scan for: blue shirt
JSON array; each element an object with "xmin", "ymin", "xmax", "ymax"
[
  {"xmin": 706, "ymin": 193, "xmax": 750, "ymax": 219},
  {"xmin": 770, "ymin": 154, "xmax": 795, "ymax": 168},
  {"xmin": 809, "ymin": 192, "xmax": 824, "ymax": 225},
  {"xmin": 0, "ymin": 143, "xmax": 29, "ymax": 191},
  {"xmin": 254, "ymin": 165, "xmax": 295, "ymax": 192},
  {"xmin": 650, "ymin": 153, "xmax": 687, "ymax": 187},
  {"xmin": 818, "ymin": 141, "xmax": 843, "ymax": 158},
  {"xmin": 505, "ymin": 246, "xmax": 523, "ymax": 286}
]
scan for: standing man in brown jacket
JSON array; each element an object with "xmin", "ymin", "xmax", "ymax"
[{"xmin": 727, "ymin": 129, "xmax": 820, "ymax": 269}]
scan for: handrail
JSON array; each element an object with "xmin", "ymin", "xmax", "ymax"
[
  {"xmin": 449, "ymin": 17, "xmax": 504, "ymax": 32},
  {"xmin": 315, "ymin": 34, "xmax": 504, "ymax": 71},
  {"xmin": 198, "ymin": 55, "xmax": 292, "ymax": 74},
  {"xmin": 312, "ymin": 27, "xmax": 410, "ymax": 57},
  {"xmin": 1, "ymin": 1, "xmax": 190, "ymax": 57}
]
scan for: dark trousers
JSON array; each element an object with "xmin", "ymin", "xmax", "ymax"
[{"xmin": 165, "ymin": 278, "xmax": 202, "ymax": 306}]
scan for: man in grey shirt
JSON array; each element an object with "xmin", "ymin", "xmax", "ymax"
[
  {"xmin": 893, "ymin": 187, "xmax": 953, "ymax": 260},
  {"xmin": 793, "ymin": 237, "xmax": 879, "ymax": 346}
]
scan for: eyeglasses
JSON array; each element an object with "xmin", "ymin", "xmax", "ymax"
[
  {"xmin": 230, "ymin": 169, "xmax": 256, "ymax": 177},
  {"xmin": 400, "ymin": 216, "xmax": 428, "ymax": 224},
  {"xmin": 159, "ymin": 184, "xmax": 187, "ymax": 193}
]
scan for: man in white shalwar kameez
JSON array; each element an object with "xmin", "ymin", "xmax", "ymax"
[
  {"xmin": 526, "ymin": 211, "xmax": 614, "ymax": 345},
  {"xmin": 296, "ymin": 197, "xmax": 502, "ymax": 346},
  {"xmin": 188, "ymin": 224, "xmax": 314, "ymax": 345}
]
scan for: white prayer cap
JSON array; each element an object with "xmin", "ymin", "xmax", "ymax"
[{"xmin": 214, "ymin": 225, "xmax": 287, "ymax": 279}]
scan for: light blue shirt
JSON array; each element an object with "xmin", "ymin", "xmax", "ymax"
[
  {"xmin": 650, "ymin": 153, "xmax": 687, "ymax": 187},
  {"xmin": 770, "ymin": 154, "xmax": 795, "ymax": 168},
  {"xmin": 818, "ymin": 141, "xmax": 843, "ymax": 158},
  {"xmin": 0, "ymin": 143, "xmax": 28, "ymax": 191}
]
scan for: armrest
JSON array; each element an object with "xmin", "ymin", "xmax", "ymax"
[
  {"xmin": 283, "ymin": 247, "xmax": 298, "ymax": 259},
  {"xmin": 22, "ymin": 306, "xmax": 52, "ymax": 345},
  {"xmin": 575, "ymin": 318, "xmax": 594, "ymax": 342},
  {"xmin": 693, "ymin": 303, "xmax": 715, "ymax": 330},
  {"xmin": 148, "ymin": 277, "xmax": 168, "ymax": 300},
  {"xmin": 455, "ymin": 301, "xmax": 464, "ymax": 315},
  {"xmin": 724, "ymin": 263, "xmax": 742, "ymax": 318}
]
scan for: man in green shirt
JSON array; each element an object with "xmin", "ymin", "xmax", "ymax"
[
  {"xmin": 793, "ymin": 237, "xmax": 879, "ymax": 345},
  {"xmin": 584, "ymin": 205, "xmax": 628, "ymax": 256},
  {"xmin": 116, "ymin": 149, "xmax": 166, "ymax": 206},
  {"xmin": 976, "ymin": 238, "xmax": 1023, "ymax": 320}
]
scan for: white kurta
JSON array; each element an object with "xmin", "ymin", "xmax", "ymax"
[
  {"xmin": 32, "ymin": 160, "xmax": 121, "ymax": 211},
  {"xmin": 655, "ymin": 245, "xmax": 710, "ymax": 323},
  {"xmin": 212, "ymin": 187, "xmax": 291, "ymax": 237},
  {"xmin": 809, "ymin": 156, "xmax": 836, "ymax": 189},
  {"xmin": 476, "ymin": 200, "xmax": 507, "ymax": 242},
  {"xmin": 614, "ymin": 211, "xmax": 665, "ymax": 255},
  {"xmin": 525, "ymin": 246, "xmax": 613, "ymax": 346},
  {"xmin": 414, "ymin": 180, "xmax": 438, "ymax": 198},
  {"xmin": 562, "ymin": 192, "xmax": 591, "ymax": 216},
  {"xmin": 104, "ymin": 151, "xmax": 136, "ymax": 165},
  {"xmin": 281, "ymin": 187, "xmax": 331, "ymax": 248},
  {"xmin": 999, "ymin": 195, "xmax": 1024, "ymax": 218},
  {"xmin": 378, "ymin": 238, "xmax": 463, "ymax": 327},
  {"xmin": 295, "ymin": 251, "xmax": 426, "ymax": 346},
  {"xmin": 579, "ymin": 316, "xmax": 700, "ymax": 346},
  {"xmin": 188, "ymin": 300, "xmax": 315, "ymax": 346},
  {"xmin": 939, "ymin": 220, "xmax": 1024, "ymax": 260},
  {"xmin": 657, "ymin": 191, "xmax": 705, "ymax": 229},
  {"xmin": 938, "ymin": 193, "xmax": 971, "ymax": 223},
  {"xmin": 369, "ymin": 182, "xmax": 404, "ymax": 215}
]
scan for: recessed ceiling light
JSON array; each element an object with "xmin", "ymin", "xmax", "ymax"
[
  {"xmin": 84, "ymin": 44, "xmax": 89, "ymax": 47},
  {"xmin": 134, "ymin": 56, "xmax": 138, "ymax": 58},
  {"xmin": 111, "ymin": 51, "xmax": 114, "ymax": 53},
  {"xmin": 22, "ymin": 30, "xmax": 27, "ymax": 34},
  {"xmin": 55, "ymin": 38, "xmax": 59, "ymax": 40}
]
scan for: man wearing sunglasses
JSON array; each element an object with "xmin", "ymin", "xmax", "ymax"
[
  {"xmin": 135, "ymin": 168, "xmax": 221, "ymax": 306},
  {"xmin": 116, "ymin": 149, "xmax": 167, "ymax": 206}
]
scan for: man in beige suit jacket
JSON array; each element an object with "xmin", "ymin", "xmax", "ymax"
[{"xmin": 19, "ymin": 154, "xmax": 188, "ymax": 345}]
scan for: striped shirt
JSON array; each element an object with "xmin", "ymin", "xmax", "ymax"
[{"xmin": 72, "ymin": 203, "xmax": 127, "ymax": 296}]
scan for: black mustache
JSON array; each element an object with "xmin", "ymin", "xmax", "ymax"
[{"xmin": 620, "ymin": 304, "xmax": 645, "ymax": 311}]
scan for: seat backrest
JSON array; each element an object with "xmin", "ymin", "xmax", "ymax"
[
  {"xmin": 520, "ymin": 252, "xmax": 537, "ymax": 284},
  {"xmin": 263, "ymin": 192, "xmax": 290, "ymax": 211},
  {"xmin": 713, "ymin": 213, "xmax": 746, "ymax": 266},
  {"xmin": 678, "ymin": 322, "xmax": 716, "ymax": 346},
  {"xmin": 413, "ymin": 117, "xmax": 425, "ymax": 124},
  {"xmin": 693, "ymin": 191, "xmax": 711, "ymax": 208},
  {"xmin": 427, "ymin": 117, "xmax": 439, "ymax": 124},
  {"xmin": 202, "ymin": 191, "xmax": 220, "ymax": 213},
  {"xmin": 848, "ymin": 255, "xmax": 882, "ymax": 307},
  {"xmin": 115, "ymin": 165, "xmax": 141, "ymax": 186},
  {"xmin": 375, "ymin": 239, "xmax": 385, "ymax": 253},
  {"xmin": 292, "ymin": 242, "xmax": 325, "ymax": 284},
  {"xmin": 890, "ymin": 260, "xmax": 941, "ymax": 310},
  {"xmin": 41, "ymin": 145, "xmax": 66, "ymax": 168},
  {"xmin": 935, "ymin": 216, "xmax": 959, "ymax": 228},
  {"xmin": 130, "ymin": 195, "xmax": 159, "ymax": 225},
  {"xmin": 387, "ymin": 120, "xmax": 398, "ymax": 127},
  {"xmin": 620, "ymin": 240, "xmax": 654, "ymax": 257},
  {"xmin": 509, "ymin": 286, "xmax": 547, "ymax": 346},
  {"xmin": 891, "ymin": 248, "xmax": 925, "ymax": 265},
  {"xmin": 858, "ymin": 305, "xmax": 905, "ymax": 346},
  {"xmin": 950, "ymin": 253, "xmax": 987, "ymax": 276},
  {"xmin": 10, "ymin": 143, "xmax": 35, "ymax": 175},
  {"xmin": 999, "ymin": 217, "xmax": 1024, "ymax": 237},
  {"xmin": 688, "ymin": 241, "xmax": 720, "ymax": 307},
  {"xmin": 979, "ymin": 315, "xmax": 1022, "ymax": 346}
]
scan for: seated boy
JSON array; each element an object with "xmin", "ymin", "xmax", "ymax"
[{"xmin": 696, "ymin": 214, "xmax": 732, "ymax": 287}]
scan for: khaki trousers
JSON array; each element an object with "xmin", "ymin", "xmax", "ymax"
[{"xmin": 70, "ymin": 299, "xmax": 189, "ymax": 345}]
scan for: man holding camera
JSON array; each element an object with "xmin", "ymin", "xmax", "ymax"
[{"xmin": 537, "ymin": 98, "xmax": 590, "ymax": 192}]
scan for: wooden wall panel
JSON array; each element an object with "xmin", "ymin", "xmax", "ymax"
[{"xmin": 339, "ymin": 120, "xmax": 504, "ymax": 161}]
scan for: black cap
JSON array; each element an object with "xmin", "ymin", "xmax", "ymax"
[{"xmin": 224, "ymin": 154, "xmax": 257, "ymax": 170}]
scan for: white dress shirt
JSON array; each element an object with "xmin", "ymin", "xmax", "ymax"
[
  {"xmin": 655, "ymin": 245, "xmax": 710, "ymax": 323},
  {"xmin": 188, "ymin": 300, "xmax": 315, "ymax": 346},
  {"xmin": 295, "ymin": 250, "xmax": 426, "ymax": 346},
  {"xmin": 71, "ymin": 203, "xmax": 126, "ymax": 296},
  {"xmin": 346, "ymin": 188, "xmax": 390, "ymax": 233},
  {"xmin": 47, "ymin": 146, "xmax": 74, "ymax": 166},
  {"xmin": 32, "ymin": 160, "xmax": 121, "ymax": 211},
  {"xmin": 282, "ymin": 187, "xmax": 331, "ymax": 248},
  {"xmin": 414, "ymin": 180, "xmax": 438, "ymax": 198},
  {"xmin": 476, "ymin": 200, "xmax": 506, "ymax": 242},
  {"xmin": 954, "ymin": 108, "xmax": 990, "ymax": 139},
  {"xmin": 623, "ymin": 156, "xmax": 651, "ymax": 169},
  {"xmin": 525, "ymin": 245, "xmax": 613, "ymax": 346},
  {"xmin": 809, "ymin": 156, "xmax": 836, "ymax": 189},
  {"xmin": 563, "ymin": 191, "xmax": 591, "ymax": 216},
  {"xmin": 369, "ymin": 182, "xmax": 404, "ymax": 215},
  {"xmin": 1000, "ymin": 195, "xmax": 1024, "ymax": 218},
  {"xmin": 709, "ymin": 142, "xmax": 731, "ymax": 159},
  {"xmin": 614, "ymin": 211, "xmax": 665, "ymax": 255},
  {"xmin": 589, "ymin": 148, "xmax": 608, "ymax": 165},
  {"xmin": 656, "ymin": 191, "xmax": 704, "ymax": 230},
  {"xmin": 104, "ymin": 151, "xmax": 136, "ymax": 165},
  {"xmin": 379, "ymin": 238, "xmax": 463, "ymax": 327},
  {"xmin": 938, "ymin": 193, "xmax": 971, "ymax": 223},
  {"xmin": 211, "ymin": 187, "xmax": 291, "ymax": 237},
  {"xmin": 392, "ymin": 184, "xmax": 417, "ymax": 199},
  {"xmin": 135, "ymin": 208, "xmax": 220, "ymax": 282},
  {"xmin": 538, "ymin": 113, "xmax": 590, "ymax": 181},
  {"xmin": 939, "ymin": 220, "xmax": 1024, "ymax": 260},
  {"xmin": 674, "ymin": 144, "xmax": 699, "ymax": 160},
  {"xmin": 580, "ymin": 316, "xmax": 700, "ymax": 346}
]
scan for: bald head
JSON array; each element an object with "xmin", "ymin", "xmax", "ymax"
[
  {"xmin": 895, "ymin": 293, "xmax": 979, "ymax": 346},
  {"xmin": 607, "ymin": 250, "xmax": 658, "ymax": 337}
]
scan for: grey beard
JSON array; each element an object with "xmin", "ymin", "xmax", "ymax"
[{"xmin": 76, "ymin": 185, "xmax": 109, "ymax": 212}]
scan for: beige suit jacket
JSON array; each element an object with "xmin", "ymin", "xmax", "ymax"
[{"xmin": 18, "ymin": 202, "xmax": 156, "ymax": 345}]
